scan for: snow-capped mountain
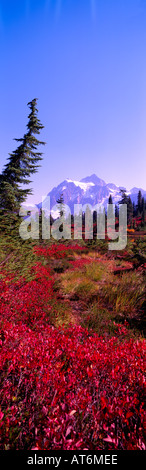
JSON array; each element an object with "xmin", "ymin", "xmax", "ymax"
[{"xmin": 38, "ymin": 174, "xmax": 146, "ymax": 214}]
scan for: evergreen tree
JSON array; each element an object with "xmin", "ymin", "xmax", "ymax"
[
  {"xmin": 141, "ymin": 197, "xmax": 145, "ymax": 226},
  {"xmin": 127, "ymin": 196, "xmax": 133, "ymax": 227},
  {"xmin": 56, "ymin": 193, "xmax": 65, "ymax": 218},
  {"xmin": 56, "ymin": 193, "xmax": 65, "ymax": 233},
  {"xmin": 119, "ymin": 189, "xmax": 133, "ymax": 227},
  {"xmin": 0, "ymin": 99, "xmax": 45, "ymax": 234},
  {"xmin": 107, "ymin": 194, "xmax": 114, "ymax": 227},
  {"xmin": 108, "ymin": 194, "xmax": 113, "ymax": 204},
  {"xmin": 93, "ymin": 209, "xmax": 97, "ymax": 238},
  {"xmin": 137, "ymin": 190, "xmax": 142, "ymax": 215},
  {"xmin": 115, "ymin": 204, "xmax": 119, "ymax": 218},
  {"xmin": 119, "ymin": 189, "xmax": 129, "ymax": 205},
  {"xmin": 132, "ymin": 201, "xmax": 136, "ymax": 217}
]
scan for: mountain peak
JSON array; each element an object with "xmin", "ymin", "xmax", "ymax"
[{"xmin": 80, "ymin": 174, "xmax": 106, "ymax": 186}]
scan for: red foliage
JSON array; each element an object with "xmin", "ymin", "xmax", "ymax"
[
  {"xmin": 33, "ymin": 243, "xmax": 85, "ymax": 259},
  {"xmin": 69, "ymin": 258, "xmax": 92, "ymax": 270},
  {"xmin": 0, "ymin": 263, "xmax": 54, "ymax": 328},
  {"xmin": 0, "ymin": 245, "xmax": 145, "ymax": 450}
]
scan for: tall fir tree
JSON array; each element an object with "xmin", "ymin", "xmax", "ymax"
[
  {"xmin": 56, "ymin": 193, "xmax": 64, "ymax": 217},
  {"xmin": 108, "ymin": 194, "xmax": 113, "ymax": 204},
  {"xmin": 132, "ymin": 201, "xmax": 136, "ymax": 217},
  {"xmin": 127, "ymin": 196, "xmax": 133, "ymax": 227},
  {"xmin": 141, "ymin": 197, "xmax": 145, "ymax": 226},
  {"xmin": 107, "ymin": 194, "xmax": 114, "ymax": 226},
  {"xmin": 56, "ymin": 193, "xmax": 65, "ymax": 233},
  {"xmin": 119, "ymin": 189, "xmax": 133, "ymax": 227},
  {"xmin": 119, "ymin": 189, "xmax": 129, "ymax": 205},
  {"xmin": 115, "ymin": 204, "xmax": 119, "ymax": 218},
  {"xmin": 0, "ymin": 99, "xmax": 45, "ymax": 235},
  {"xmin": 137, "ymin": 190, "xmax": 142, "ymax": 215}
]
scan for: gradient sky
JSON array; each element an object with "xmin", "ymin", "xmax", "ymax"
[{"xmin": 0, "ymin": 0, "xmax": 146, "ymax": 204}]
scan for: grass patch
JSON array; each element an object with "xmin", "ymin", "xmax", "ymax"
[
  {"xmin": 60, "ymin": 270, "xmax": 99, "ymax": 300},
  {"xmin": 102, "ymin": 270, "xmax": 145, "ymax": 317},
  {"xmin": 47, "ymin": 299, "xmax": 75, "ymax": 328},
  {"xmin": 84, "ymin": 262, "xmax": 110, "ymax": 282},
  {"xmin": 80, "ymin": 303, "xmax": 118, "ymax": 337}
]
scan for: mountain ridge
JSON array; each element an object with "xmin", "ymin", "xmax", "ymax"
[{"xmin": 37, "ymin": 174, "xmax": 146, "ymax": 213}]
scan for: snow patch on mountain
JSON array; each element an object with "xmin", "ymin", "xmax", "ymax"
[{"xmin": 66, "ymin": 179, "xmax": 95, "ymax": 192}]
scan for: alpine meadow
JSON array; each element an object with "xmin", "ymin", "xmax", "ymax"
[{"xmin": 0, "ymin": 0, "xmax": 146, "ymax": 457}]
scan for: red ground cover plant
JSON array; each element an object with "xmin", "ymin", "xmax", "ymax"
[
  {"xmin": 34, "ymin": 243, "xmax": 85, "ymax": 259},
  {"xmin": 0, "ymin": 244, "xmax": 145, "ymax": 450},
  {"xmin": 69, "ymin": 258, "xmax": 92, "ymax": 270},
  {"xmin": 0, "ymin": 263, "xmax": 54, "ymax": 327}
]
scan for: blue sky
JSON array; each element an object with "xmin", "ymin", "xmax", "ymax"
[{"xmin": 0, "ymin": 0, "xmax": 146, "ymax": 204}]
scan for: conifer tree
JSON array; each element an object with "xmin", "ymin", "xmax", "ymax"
[
  {"xmin": 108, "ymin": 194, "xmax": 114, "ymax": 215},
  {"xmin": 115, "ymin": 204, "xmax": 119, "ymax": 218},
  {"xmin": 56, "ymin": 193, "xmax": 65, "ymax": 233},
  {"xmin": 119, "ymin": 189, "xmax": 129, "ymax": 205},
  {"xmin": 0, "ymin": 99, "xmax": 45, "ymax": 234},
  {"xmin": 127, "ymin": 196, "xmax": 133, "ymax": 227},
  {"xmin": 119, "ymin": 189, "xmax": 133, "ymax": 227},
  {"xmin": 137, "ymin": 190, "xmax": 142, "ymax": 215},
  {"xmin": 108, "ymin": 194, "xmax": 113, "ymax": 204},
  {"xmin": 56, "ymin": 193, "xmax": 65, "ymax": 218},
  {"xmin": 132, "ymin": 201, "xmax": 136, "ymax": 217},
  {"xmin": 141, "ymin": 197, "xmax": 145, "ymax": 226}
]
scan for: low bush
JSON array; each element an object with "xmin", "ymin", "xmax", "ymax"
[{"xmin": 0, "ymin": 322, "xmax": 145, "ymax": 450}]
